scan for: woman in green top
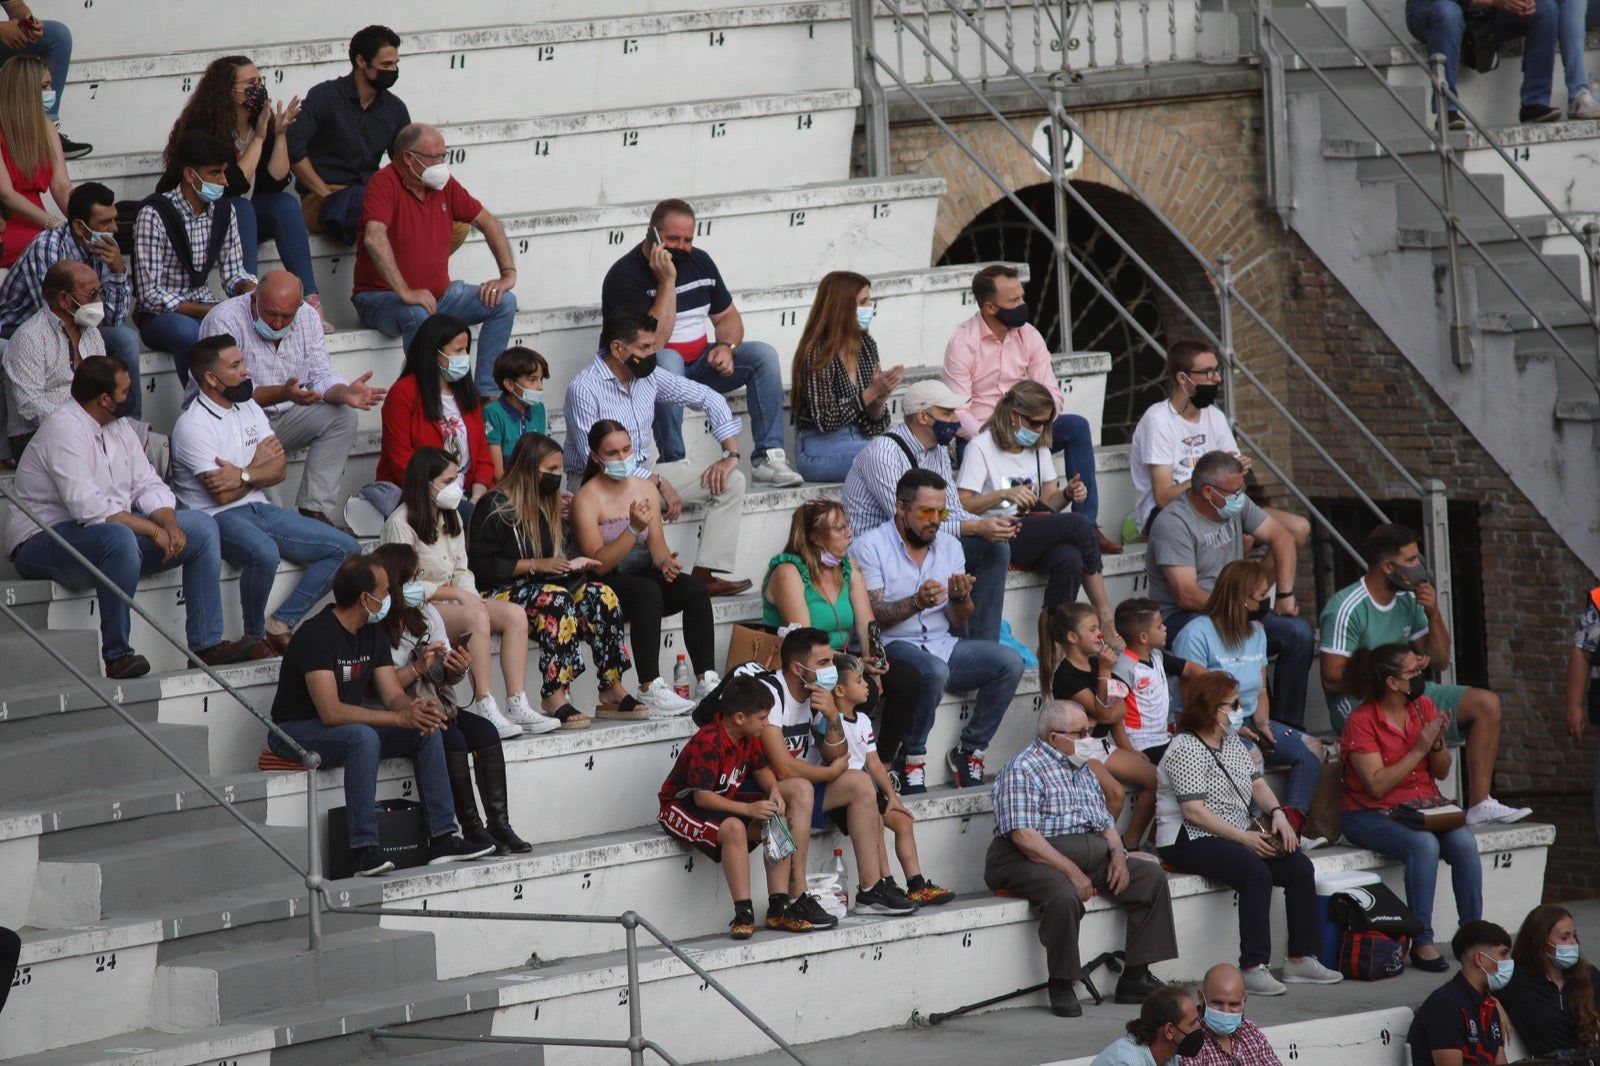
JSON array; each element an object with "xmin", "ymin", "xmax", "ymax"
[{"xmin": 763, "ymin": 498, "xmax": 915, "ymax": 773}]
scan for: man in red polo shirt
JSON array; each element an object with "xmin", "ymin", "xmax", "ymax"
[{"xmin": 350, "ymin": 122, "xmax": 519, "ymax": 399}]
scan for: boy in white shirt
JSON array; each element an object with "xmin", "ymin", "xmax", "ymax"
[{"xmin": 1109, "ymin": 598, "xmax": 1204, "ymax": 767}]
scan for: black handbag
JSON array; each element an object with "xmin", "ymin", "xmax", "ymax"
[{"xmin": 326, "ymin": 798, "xmax": 429, "ymax": 878}]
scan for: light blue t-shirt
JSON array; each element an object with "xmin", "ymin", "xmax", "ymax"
[
  {"xmin": 1172, "ymin": 616, "xmax": 1268, "ymax": 716},
  {"xmin": 1092, "ymin": 1036, "xmax": 1158, "ymax": 1066}
]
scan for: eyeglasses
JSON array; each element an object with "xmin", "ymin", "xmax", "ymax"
[
  {"xmin": 232, "ymin": 77, "xmax": 264, "ymax": 92},
  {"xmin": 1217, "ymin": 700, "xmax": 1242, "ymax": 711},
  {"xmin": 1187, "ymin": 365, "xmax": 1223, "ymax": 381},
  {"xmin": 912, "ymin": 507, "xmax": 951, "ymax": 522},
  {"xmin": 408, "ymin": 149, "xmax": 448, "ymax": 164},
  {"xmin": 1052, "ymin": 728, "xmax": 1094, "ymax": 740}
]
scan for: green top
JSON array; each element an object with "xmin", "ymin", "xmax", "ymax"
[
  {"xmin": 484, "ymin": 394, "xmax": 547, "ymax": 452},
  {"xmin": 762, "ymin": 552, "xmax": 855, "ymax": 651}
]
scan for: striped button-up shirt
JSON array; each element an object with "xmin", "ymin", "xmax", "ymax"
[
  {"xmin": 132, "ymin": 189, "xmax": 254, "ymax": 316},
  {"xmin": 0, "ymin": 222, "xmax": 131, "ymax": 332},
  {"xmin": 196, "ymin": 294, "xmax": 344, "ymax": 416},
  {"xmin": 841, "ymin": 422, "xmax": 978, "ymax": 540},
  {"xmin": 561, "ymin": 352, "xmax": 741, "ymax": 476},
  {"xmin": 991, "ymin": 738, "xmax": 1114, "ymax": 838}
]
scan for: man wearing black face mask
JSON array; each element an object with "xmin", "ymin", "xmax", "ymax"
[
  {"xmin": 1320, "ymin": 523, "xmax": 1529, "ymax": 826},
  {"xmin": 7, "ymin": 355, "xmax": 255, "ymax": 678},
  {"xmin": 171, "ymin": 335, "xmax": 359, "ymax": 661},
  {"xmin": 1092, "ymin": 987, "xmax": 1203, "ymax": 1064}
]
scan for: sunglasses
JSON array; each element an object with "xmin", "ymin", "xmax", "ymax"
[{"xmin": 913, "ymin": 506, "xmax": 951, "ymax": 522}]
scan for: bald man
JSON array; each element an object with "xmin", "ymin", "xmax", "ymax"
[
  {"xmin": 350, "ymin": 122, "xmax": 520, "ymax": 399},
  {"xmin": 1183, "ymin": 963, "xmax": 1283, "ymax": 1066},
  {"xmin": 4, "ymin": 259, "xmax": 108, "ymax": 455},
  {"xmin": 200, "ymin": 270, "xmax": 385, "ymax": 523},
  {"xmin": 986, "ymin": 701, "xmax": 1178, "ymax": 1018}
]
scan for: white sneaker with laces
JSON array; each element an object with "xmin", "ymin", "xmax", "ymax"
[
  {"xmin": 1299, "ymin": 835, "xmax": 1328, "ymax": 853},
  {"xmin": 695, "ymin": 671, "xmax": 721, "ymax": 700},
  {"xmin": 751, "ymin": 449, "xmax": 804, "ymax": 487},
  {"xmin": 641, "ymin": 677, "xmax": 697, "ymax": 717},
  {"xmin": 502, "ymin": 692, "xmax": 560, "ymax": 735},
  {"xmin": 1573, "ymin": 87, "xmax": 1600, "ymax": 119},
  {"xmin": 1242, "ymin": 964, "xmax": 1287, "ymax": 996},
  {"xmin": 1283, "ymin": 956, "xmax": 1343, "ymax": 984},
  {"xmin": 1465, "ymin": 796, "xmax": 1532, "ymax": 825},
  {"xmin": 476, "ymin": 692, "xmax": 523, "ymax": 739}
]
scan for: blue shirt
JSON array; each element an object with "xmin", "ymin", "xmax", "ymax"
[
  {"xmin": 1092, "ymin": 1037, "xmax": 1158, "ymax": 1066},
  {"xmin": 991, "ymin": 738, "xmax": 1114, "ymax": 838},
  {"xmin": 561, "ymin": 352, "xmax": 742, "ymax": 476},
  {"xmin": 1172, "ymin": 616, "xmax": 1268, "ymax": 716},
  {"xmin": 851, "ymin": 518, "xmax": 965, "ymax": 659},
  {"xmin": 0, "ymin": 223, "xmax": 131, "ymax": 332}
]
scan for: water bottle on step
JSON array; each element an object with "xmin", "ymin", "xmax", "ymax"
[{"xmin": 673, "ymin": 654, "xmax": 692, "ymax": 700}]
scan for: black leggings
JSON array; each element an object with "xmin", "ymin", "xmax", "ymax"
[
  {"xmin": 870, "ymin": 658, "xmax": 920, "ymax": 765},
  {"xmin": 603, "ymin": 571, "xmax": 715, "ymax": 683},
  {"xmin": 1009, "ymin": 511, "xmax": 1103, "ymax": 611},
  {"xmin": 441, "ymin": 709, "xmax": 502, "ymax": 753}
]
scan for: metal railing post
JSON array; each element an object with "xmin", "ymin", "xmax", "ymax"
[
  {"xmin": 1218, "ymin": 254, "xmax": 1237, "ymax": 423},
  {"xmin": 1431, "ymin": 53, "xmax": 1473, "ymax": 369},
  {"xmin": 852, "ymin": 0, "xmax": 891, "ymax": 177},
  {"xmin": 624, "ymin": 911, "xmax": 646, "ymax": 1066},
  {"xmin": 1586, "ymin": 223, "xmax": 1600, "ymax": 370},
  {"xmin": 1050, "ymin": 73, "xmax": 1074, "ymax": 351},
  {"xmin": 1420, "ymin": 478, "xmax": 1456, "ymax": 687},
  {"xmin": 1258, "ymin": 0, "xmax": 1293, "ymax": 224},
  {"xmin": 304, "ymin": 761, "xmax": 326, "ymax": 998}
]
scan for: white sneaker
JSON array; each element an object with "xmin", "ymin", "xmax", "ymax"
[
  {"xmin": 1573, "ymin": 87, "xmax": 1600, "ymax": 119},
  {"xmin": 1299, "ymin": 835, "xmax": 1328, "ymax": 853},
  {"xmin": 1283, "ymin": 956, "xmax": 1343, "ymax": 984},
  {"xmin": 1466, "ymin": 796, "xmax": 1532, "ymax": 825},
  {"xmin": 502, "ymin": 692, "xmax": 560, "ymax": 735},
  {"xmin": 641, "ymin": 677, "xmax": 696, "ymax": 717},
  {"xmin": 1242, "ymin": 965, "xmax": 1287, "ymax": 996},
  {"xmin": 751, "ymin": 449, "xmax": 804, "ymax": 488},
  {"xmin": 695, "ymin": 670, "xmax": 721, "ymax": 700}
]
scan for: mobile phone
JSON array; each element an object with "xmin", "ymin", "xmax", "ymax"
[
  {"xmin": 646, "ymin": 224, "xmax": 661, "ymax": 247},
  {"xmin": 452, "ymin": 632, "xmax": 473, "ymax": 650},
  {"xmin": 867, "ymin": 621, "xmax": 886, "ymax": 663}
]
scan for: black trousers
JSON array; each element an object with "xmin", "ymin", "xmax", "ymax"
[
  {"xmin": 1010, "ymin": 511, "xmax": 1103, "ymax": 612},
  {"xmin": 603, "ymin": 571, "xmax": 715, "ymax": 683},
  {"xmin": 868, "ymin": 658, "xmax": 920, "ymax": 765}
]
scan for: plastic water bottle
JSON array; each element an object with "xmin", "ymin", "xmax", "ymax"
[
  {"xmin": 831, "ymin": 848, "xmax": 851, "ymax": 915},
  {"xmin": 673, "ymin": 654, "xmax": 692, "ymax": 700}
]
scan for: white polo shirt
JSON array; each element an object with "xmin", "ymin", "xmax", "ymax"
[{"xmin": 171, "ymin": 393, "xmax": 274, "ymax": 514}]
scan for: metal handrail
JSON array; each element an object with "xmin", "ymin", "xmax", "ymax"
[{"xmin": 342, "ymin": 905, "xmax": 814, "ymax": 1066}]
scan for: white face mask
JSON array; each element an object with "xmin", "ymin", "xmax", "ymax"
[
  {"xmin": 72, "ymin": 299, "xmax": 105, "ymax": 330},
  {"xmin": 1066, "ymin": 738, "xmax": 1097, "ymax": 768},
  {"xmin": 433, "ymin": 481, "xmax": 464, "ymax": 511},
  {"xmin": 417, "ymin": 161, "xmax": 449, "ymax": 190}
]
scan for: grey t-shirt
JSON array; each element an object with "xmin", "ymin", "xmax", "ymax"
[{"xmin": 1144, "ymin": 491, "xmax": 1266, "ymax": 616}]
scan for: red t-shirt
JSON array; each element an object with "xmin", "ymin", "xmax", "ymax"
[
  {"xmin": 353, "ymin": 162, "xmax": 482, "ymax": 299},
  {"xmin": 658, "ymin": 719, "xmax": 767, "ymax": 809},
  {"xmin": 1339, "ymin": 696, "xmax": 1445, "ymax": 812}
]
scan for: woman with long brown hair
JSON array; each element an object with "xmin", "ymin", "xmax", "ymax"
[
  {"xmin": 1502, "ymin": 905, "xmax": 1600, "ymax": 1057},
  {"xmin": 0, "ymin": 55, "xmax": 70, "ymax": 268},
  {"xmin": 790, "ymin": 270, "xmax": 904, "ymax": 482},
  {"xmin": 156, "ymin": 54, "xmax": 324, "ymax": 327}
]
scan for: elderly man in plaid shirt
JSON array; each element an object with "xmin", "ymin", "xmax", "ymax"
[{"xmin": 985, "ymin": 700, "xmax": 1177, "ymax": 1019}]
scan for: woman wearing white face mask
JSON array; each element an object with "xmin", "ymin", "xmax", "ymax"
[
  {"xmin": 1154, "ymin": 670, "xmax": 1342, "ymax": 997},
  {"xmin": 381, "ymin": 447, "xmax": 547, "ymax": 738},
  {"xmin": 377, "ymin": 314, "xmax": 495, "ymax": 521},
  {"xmin": 1502, "ymin": 905, "xmax": 1600, "ymax": 1058},
  {"xmin": 570, "ymin": 420, "xmax": 716, "ymax": 719}
]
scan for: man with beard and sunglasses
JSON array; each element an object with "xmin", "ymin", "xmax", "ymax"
[{"xmin": 1319, "ymin": 522, "xmax": 1529, "ymax": 826}]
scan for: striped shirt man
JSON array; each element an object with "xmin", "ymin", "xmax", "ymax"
[
  {"xmin": 841, "ymin": 422, "xmax": 979, "ymax": 540},
  {"xmin": 561, "ymin": 351, "xmax": 741, "ymax": 477}
]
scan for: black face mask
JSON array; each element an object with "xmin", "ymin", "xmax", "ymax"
[
  {"xmin": 241, "ymin": 83, "xmax": 269, "ymax": 119},
  {"xmin": 1175, "ymin": 1027, "xmax": 1206, "ymax": 1059},
  {"xmin": 368, "ymin": 67, "xmax": 399, "ymax": 91},
  {"xmin": 537, "ymin": 472, "xmax": 563, "ymax": 497},
  {"xmin": 109, "ymin": 393, "xmax": 136, "ymax": 419},
  {"xmin": 219, "ymin": 378, "xmax": 254, "ymax": 405},
  {"xmin": 1247, "ymin": 601, "xmax": 1270, "ymax": 622},
  {"xmin": 626, "ymin": 353, "xmax": 657, "ymax": 378},
  {"xmin": 1404, "ymin": 673, "xmax": 1427, "ymax": 702},
  {"xmin": 1189, "ymin": 381, "xmax": 1220, "ymax": 409},
  {"xmin": 1388, "ymin": 559, "xmax": 1433, "ymax": 593},
  {"xmin": 991, "ymin": 302, "xmax": 1029, "ymax": 329},
  {"xmin": 667, "ymin": 247, "xmax": 691, "ymax": 269}
]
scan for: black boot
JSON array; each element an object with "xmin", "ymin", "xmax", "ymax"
[
  {"xmin": 446, "ymin": 750, "xmax": 500, "ymax": 854},
  {"xmin": 474, "ymin": 744, "xmax": 531, "ymax": 853}
]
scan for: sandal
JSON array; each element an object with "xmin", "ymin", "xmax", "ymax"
[
  {"xmin": 550, "ymin": 703, "xmax": 591, "ymax": 730},
  {"xmin": 595, "ymin": 695, "xmax": 648, "ymax": 721}
]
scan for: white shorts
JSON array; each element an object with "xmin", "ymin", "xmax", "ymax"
[{"xmin": 1084, "ymin": 736, "xmax": 1117, "ymax": 763}]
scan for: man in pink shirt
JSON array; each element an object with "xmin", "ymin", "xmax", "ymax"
[{"xmin": 942, "ymin": 264, "xmax": 1118, "ymax": 553}]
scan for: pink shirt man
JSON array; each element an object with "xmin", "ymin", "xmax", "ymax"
[{"xmin": 942, "ymin": 311, "xmax": 1066, "ymax": 440}]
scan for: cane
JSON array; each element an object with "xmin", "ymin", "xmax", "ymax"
[{"xmin": 928, "ymin": 950, "xmax": 1125, "ymax": 1024}]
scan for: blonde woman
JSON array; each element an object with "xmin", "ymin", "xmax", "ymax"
[{"xmin": 0, "ymin": 55, "xmax": 70, "ymax": 267}]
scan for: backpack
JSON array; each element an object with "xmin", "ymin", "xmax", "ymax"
[
  {"xmin": 129, "ymin": 192, "xmax": 234, "ymax": 288},
  {"xmin": 1337, "ymin": 930, "xmax": 1409, "ymax": 981},
  {"xmin": 1328, "ymin": 883, "xmax": 1424, "ymax": 939},
  {"xmin": 691, "ymin": 661, "xmax": 783, "ymax": 727}
]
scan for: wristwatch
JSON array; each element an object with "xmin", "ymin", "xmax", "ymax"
[
  {"xmin": 240, "ymin": 469, "xmax": 252, "ymax": 485},
  {"xmin": 720, "ymin": 449, "xmax": 740, "ymax": 461}
]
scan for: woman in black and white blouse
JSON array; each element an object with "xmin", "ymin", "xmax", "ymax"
[{"xmin": 790, "ymin": 270, "xmax": 905, "ymax": 482}]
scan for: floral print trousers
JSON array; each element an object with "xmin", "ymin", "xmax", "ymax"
[{"xmin": 490, "ymin": 577, "xmax": 631, "ymax": 698}]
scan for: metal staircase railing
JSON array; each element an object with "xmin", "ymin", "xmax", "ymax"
[
  {"xmin": 852, "ymin": 0, "xmax": 1459, "ymax": 667},
  {"xmin": 1256, "ymin": 0, "xmax": 1600, "ymax": 397}
]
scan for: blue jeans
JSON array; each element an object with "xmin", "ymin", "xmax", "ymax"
[
  {"xmin": 139, "ymin": 312, "xmax": 201, "ymax": 385},
  {"xmin": 960, "ymin": 533, "xmax": 1012, "ymax": 644},
  {"xmin": 1052, "ymin": 412, "xmax": 1100, "ymax": 524},
  {"xmin": 1168, "ymin": 608, "xmax": 1315, "ymax": 730},
  {"xmin": 651, "ymin": 340, "xmax": 785, "ymax": 463},
  {"xmin": 354, "ymin": 280, "xmax": 517, "ymax": 400},
  {"xmin": 230, "ymin": 191, "xmax": 318, "ymax": 296},
  {"xmin": 1405, "ymin": 0, "xmax": 1466, "ymax": 113},
  {"xmin": 13, "ymin": 511, "xmax": 223, "ymax": 661},
  {"xmin": 796, "ymin": 424, "xmax": 868, "ymax": 483},
  {"xmin": 1248, "ymin": 722, "xmax": 1321, "ymax": 812},
  {"xmin": 212, "ymin": 502, "xmax": 358, "ymax": 636},
  {"xmin": 1497, "ymin": 0, "xmax": 1564, "ymax": 105},
  {"xmin": 885, "ymin": 636, "xmax": 1024, "ymax": 756},
  {"xmin": 0, "ymin": 21, "xmax": 70, "ymax": 123},
  {"xmin": 268, "ymin": 718, "xmax": 458, "ymax": 847},
  {"xmin": 1340, "ymin": 808, "xmax": 1482, "ymax": 946}
]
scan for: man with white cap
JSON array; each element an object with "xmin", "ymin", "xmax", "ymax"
[{"xmin": 842, "ymin": 378, "xmax": 1019, "ymax": 645}]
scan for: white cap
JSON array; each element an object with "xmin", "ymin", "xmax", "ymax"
[{"xmin": 902, "ymin": 379, "xmax": 968, "ymax": 415}]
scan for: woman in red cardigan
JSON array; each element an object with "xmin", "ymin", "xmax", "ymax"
[{"xmin": 379, "ymin": 314, "xmax": 497, "ymax": 518}]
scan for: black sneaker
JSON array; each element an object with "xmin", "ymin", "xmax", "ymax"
[
  {"xmin": 56, "ymin": 128, "xmax": 92, "ymax": 160},
  {"xmin": 1520, "ymin": 103, "xmax": 1562, "ymax": 123},
  {"xmin": 1048, "ymin": 978, "xmax": 1082, "ymax": 1017},
  {"xmin": 789, "ymin": 892, "xmax": 840, "ymax": 930},
  {"xmin": 1114, "ymin": 967, "xmax": 1166, "ymax": 1005},
  {"xmin": 856, "ymin": 877, "xmax": 917, "ymax": 915},
  {"xmin": 764, "ymin": 896, "xmax": 814, "ymax": 933},
  {"xmin": 946, "ymin": 746, "xmax": 986, "ymax": 788},
  {"xmin": 425, "ymin": 834, "xmax": 496, "ymax": 865},
  {"xmin": 351, "ymin": 845, "xmax": 394, "ymax": 877}
]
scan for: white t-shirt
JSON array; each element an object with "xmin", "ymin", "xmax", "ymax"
[
  {"xmin": 767, "ymin": 677, "xmax": 816, "ymax": 764},
  {"xmin": 820, "ymin": 709, "xmax": 878, "ymax": 771},
  {"xmin": 170, "ymin": 393, "xmax": 273, "ymax": 514},
  {"xmin": 955, "ymin": 430, "xmax": 1055, "ymax": 518},
  {"xmin": 1129, "ymin": 400, "xmax": 1238, "ymax": 529}
]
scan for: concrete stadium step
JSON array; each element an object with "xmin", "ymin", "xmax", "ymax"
[
  {"xmin": 63, "ymin": 5, "xmax": 855, "ymax": 157},
  {"xmin": 0, "ymin": 628, "xmax": 102, "ymax": 690},
  {"xmin": 262, "ymin": 176, "xmax": 948, "ymax": 328},
  {"xmin": 0, "ymin": 668, "xmax": 165, "ymax": 740},
  {"xmin": 0, "ymin": 720, "xmax": 211, "ymax": 807},
  {"xmin": 72, "ymin": 88, "xmax": 860, "ymax": 214}
]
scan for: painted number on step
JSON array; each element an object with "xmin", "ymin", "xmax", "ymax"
[
  {"xmin": 669, "ymin": 744, "xmax": 681, "ymax": 760},
  {"xmin": 95, "ymin": 953, "xmax": 117, "ymax": 972},
  {"xmin": 798, "ymin": 958, "xmax": 809, "ymax": 974},
  {"xmin": 181, "ymin": 75, "xmax": 192, "ymax": 92},
  {"xmin": 797, "ymin": 113, "xmax": 813, "ymax": 131},
  {"xmin": 88, "ymin": 81, "xmax": 98, "ymax": 99},
  {"xmin": 872, "ymin": 203, "xmax": 891, "ymax": 219},
  {"xmin": 447, "ymin": 148, "xmax": 467, "ymax": 166},
  {"xmin": 584, "ymin": 755, "xmax": 595, "ymax": 771},
  {"xmin": 273, "ymin": 70, "xmax": 284, "ymax": 85},
  {"xmin": 621, "ymin": 130, "xmax": 639, "ymax": 147},
  {"xmin": 962, "ymin": 933, "xmax": 973, "ymax": 947},
  {"xmin": 663, "ymin": 632, "xmax": 675, "ymax": 648},
  {"xmin": 12, "ymin": 966, "xmax": 29, "ymax": 987},
  {"xmin": 696, "ymin": 219, "xmax": 713, "ymax": 237},
  {"xmin": 618, "ymin": 986, "xmax": 629, "ymax": 1006},
  {"xmin": 607, "ymin": 229, "xmax": 626, "ymax": 246},
  {"xmin": 959, "ymin": 701, "xmax": 971, "ymax": 722},
  {"xmin": 961, "ymin": 291, "xmax": 975, "ymax": 305},
  {"xmin": 1511, "ymin": 146, "xmax": 1531, "ymax": 162},
  {"xmin": 622, "ymin": 38, "xmax": 639, "ymax": 54},
  {"xmin": 513, "ymin": 884, "xmax": 524, "ymax": 901},
  {"xmin": 536, "ymin": 46, "xmax": 555, "ymax": 62},
  {"xmin": 871, "ymin": 946, "xmax": 883, "ymax": 961},
  {"xmin": 1380, "ymin": 1029, "xmax": 1391, "ymax": 1045},
  {"xmin": 401, "ymin": 779, "xmax": 414, "ymax": 796},
  {"xmin": 683, "ymin": 854, "xmax": 694, "ymax": 873},
  {"xmin": 710, "ymin": 122, "xmax": 726, "ymax": 139},
  {"xmin": 959, "ymin": 815, "xmax": 972, "ymax": 834},
  {"xmin": 780, "ymin": 310, "xmax": 797, "ymax": 327},
  {"xmin": 449, "ymin": 54, "xmax": 467, "ymax": 70},
  {"xmin": 1493, "ymin": 852, "xmax": 1514, "ymax": 869},
  {"xmin": 708, "ymin": 31, "xmax": 726, "ymax": 46},
  {"xmin": 788, "ymin": 211, "xmax": 806, "ymax": 227},
  {"xmin": 1129, "ymin": 571, "xmax": 1149, "ymax": 592},
  {"xmin": 582, "ymin": 872, "xmax": 593, "ymax": 890},
  {"xmin": 531, "ymin": 140, "xmax": 549, "ymax": 158},
  {"xmin": 3, "ymin": 586, "xmax": 13, "ymax": 605}
]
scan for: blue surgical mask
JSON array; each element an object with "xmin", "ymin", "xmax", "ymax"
[
  {"xmin": 1551, "ymin": 943, "xmax": 1582, "ymax": 970},
  {"xmin": 520, "ymin": 387, "xmax": 543, "ymax": 407},
  {"xmin": 191, "ymin": 175, "xmax": 225, "ymax": 204},
  {"xmin": 402, "ymin": 581, "xmax": 426, "ymax": 608},
  {"xmin": 1223, "ymin": 708, "xmax": 1248, "ymax": 735},
  {"xmin": 932, "ymin": 419, "xmax": 960, "ymax": 446},
  {"xmin": 603, "ymin": 457, "xmax": 634, "ymax": 481},
  {"xmin": 1203, "ymin": 1006, "xmax": 1242, "ymax": 1036},
  {"xmin": 441, "ymin": 352, "xmax": 471, "ymax": 382},
  {"xmin": 1015, "ymin": 425, "xmax": 1042, "ymax": 448},
  {"xmin": 1478, "ymin": 952, "xmax": 1514, "ymax": 992},
  {"xmin": 809, "ymin": 664, "xmax": 839, "ymax": 691},
  {"xmin": 367, "ymin": 593, "xmax": 390, "ymax": 624},
  {"xmin": 40, "ymin": 89, "xmax": 56, "ymax": 113},
  {"xmin": 254, "ymin": 314, "xmax": 292, "ymax": 342},
  {"xmin": 1213, "ymin": 488, "xmax": 1247, "ymax": 521},
  {"xmin": 856, "ymin": 306, "xmax": 875, "ymax": 330}
]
